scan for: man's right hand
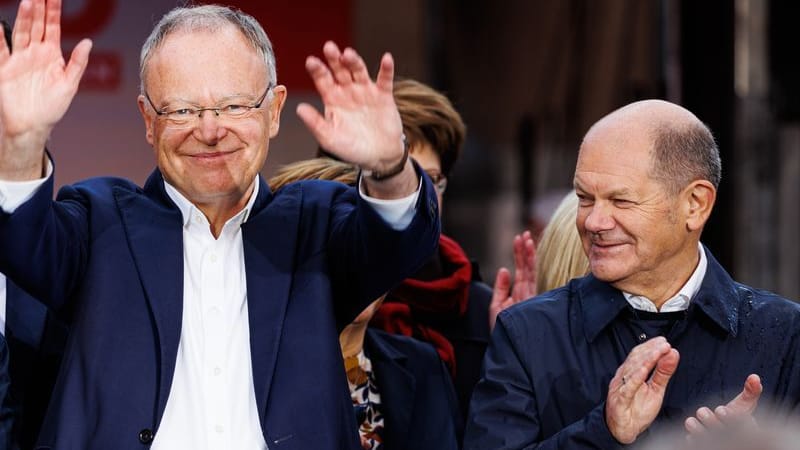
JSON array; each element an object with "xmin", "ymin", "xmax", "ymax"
[
  {"xmin": 0, "ymin": 0, "xmax": 91, "ymax": 180},
  {"xmin": 605, "ymin": 336, "xmax": 680, "ymax": 444}
]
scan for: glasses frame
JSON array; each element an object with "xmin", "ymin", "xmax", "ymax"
[{"xmin": 143, "ymin": 84, "xmax": 274, "ymax": 127}]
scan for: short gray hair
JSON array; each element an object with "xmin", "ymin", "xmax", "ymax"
[
  {"xmin": 139, "ymin": 4, "xmax": 276, "ymax": 93},
  {"xmin": 650, "ymin": 120, "xmax": 722, "ymax": 194}
]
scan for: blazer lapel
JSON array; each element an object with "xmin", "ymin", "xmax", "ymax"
[
  {"xmin": 113, "ymin": 171, "xmax": 184, "ymax": 424},
  {"xmin": 241, "ymin": 179, "xmax": 300, "ymax": 432}
]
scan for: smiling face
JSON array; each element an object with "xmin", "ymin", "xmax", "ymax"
[
  {"xmin": 137, "ymin": 26, "xmax": 286, "ymax": 213},
  {"xmin": 573, "ymin": 106, "xmax": 706, "ymax": 301}
]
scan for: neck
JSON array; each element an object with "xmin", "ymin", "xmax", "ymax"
[{"xmin": 616, "ymin": 242, "xmax": 701, "ymax": 308}]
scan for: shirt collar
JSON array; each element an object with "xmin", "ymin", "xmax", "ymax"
[
  {"xmin": 163, "ymin": 178, "xmax": 259, "ymax": 231},
  {"xmin": 622, "ymin": 242, "xmax": 707, "ymax": 312},
  {"xmin": 580, "ymin": 244, "xmax": 740, "ymax": 342}
]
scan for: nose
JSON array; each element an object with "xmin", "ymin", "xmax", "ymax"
[
  {"xmin": 193, "ymin": 110, "xmax": 228, "ymax": 145},
  {"xmin": 581, "ymin": 201, "xmax": 615, "ymax": 235}
]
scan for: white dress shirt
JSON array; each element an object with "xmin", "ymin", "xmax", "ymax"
[
  {"xmin": 623, "ymin": 242, "xmax": 708, "ymax": 313},
  {"xmin": 0, "ymin": 163, "xmax": 420, "ymax": 449}
]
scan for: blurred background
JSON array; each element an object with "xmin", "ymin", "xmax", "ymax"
[{"xmin": 1, "ymin": 0, "xmax": 798, "ymax": 300}]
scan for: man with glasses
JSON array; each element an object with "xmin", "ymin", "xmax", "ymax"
[{"xmin": 0, "ymin": 1, "xmax": 439, "ymax": 449}]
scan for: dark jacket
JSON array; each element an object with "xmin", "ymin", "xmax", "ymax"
[
  {"xmin": 0, "ymin": 167, "xmax": 440, "ymax": 450},
  {"xmin": 465, "ymin": 247, "xmax": 800, "ymax": 449},
  {"xmin": 364, "ymin": 329, "xmax": 460, "ymax": 450},
  {"xmin": 4, "ymin": 281, "xmax": 67, "ymax": 450}
]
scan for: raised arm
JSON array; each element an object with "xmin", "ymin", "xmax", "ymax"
[
  {"xmin": 296, "ymin": 41, "xmax": 416, "ymax": 200},
  {"xmin": 0, "ymin": 0, "xmax": 91, "ymax": 180}
]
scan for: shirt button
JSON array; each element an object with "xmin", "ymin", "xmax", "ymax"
[
  {"xmin": 209, "ymin": 307, "xmax": 220, "ymax": 315},
  {"xmin": 638, "ymin": 333, "xmax": 647, "ymax": 342},
  {"xmin": 213, "ymin": 367, "xmax": 222, "ymax": 376},
  {"xmin": 215, "ymin": 425, "xmax": 224, "ymax": 433},
  {"xmin": 209, "ymin": 254, "xmax": 218, "ymax": 263},
  {"xmin": 138, "ymin": 428, "xmax": 154, "ymax": 444}
]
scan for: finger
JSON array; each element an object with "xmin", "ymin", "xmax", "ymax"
[
  {"xmin": 341, "ymin": 47, "xmax": 371, "ymax": 84},
  {"xmin": 614, "ymin": 337, "xmax": 671, "ymax": 391},
  {"xmin": 304, "ymin": 55, "xmax": 336, "ymax": 103},
  {"xmin": 694, "ymin": 406, "xmax": 723, "ymax": 429},
  {"xmin": 726, "ymin": 373, "xmax": 762, "ymax": 415},
  {"xmin": 322, "ymin": 40, "xmax": 352, "ymax": 85},
  {"xmin": 374, "ymin": 52, "xmax": 394, "ymax": 92},
  {"xmin": 29, "ymin": 0, "xmax": 46, "ymax": 43},
  {"xmin": 12, "ymin": 0, "xmax": 34, "ymax": 50},
  {"xmin": 296, "ymin": 102, "xmax": 332, "ymax": 148},
  {"xmin": 64, "ymin": 39, "xmax": 92, "ymax": 87},
  {"xmin": 44, "ymin": 0, "xmax": 62, "ymax": 45},
  {"xmin": 490, "ymin": 268, "xmax": 512, "ymax": 308},
  {"xmin": 684, "ymin": 416, "xmax": 705, "ymax": 435},
  {"xmin": 0, "ymin": 31, "xmax": 9, "ymax": 64},
  {"xmin": 649, "ymin": 348, "xmax": 679, "ymax": 390}
]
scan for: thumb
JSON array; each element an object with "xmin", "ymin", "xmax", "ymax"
[
  {"xmin": 491, "ymin": 268, "xmax": 511, "ymax": 308},
  {"xmin": 726, "ymin": 374, "xmax": 762, "ymax": 415},
  {"xmin": 650, "ymin": 348, "xmax": 680, "ymax": 391}
]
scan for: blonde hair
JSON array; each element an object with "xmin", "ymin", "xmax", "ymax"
[
  {"xmin": 535, "ymin": 191, "xmax": 589, "ymax": 293},
  {"xmin": 268, "ymin": 157, "xmax": 358, "ymax": 190}
]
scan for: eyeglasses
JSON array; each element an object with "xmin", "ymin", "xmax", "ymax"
[
  {"xmin": 425, "ymin": 170, "xmax": 448, "ymax": 194},
  {"xmin": 144, "ymin": 84, "xmax": 274, "ymax": 129}
]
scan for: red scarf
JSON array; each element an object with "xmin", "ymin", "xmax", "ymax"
[{"xmin": 370, "ymin": 234, "xmax": 472, "ymax": 375}]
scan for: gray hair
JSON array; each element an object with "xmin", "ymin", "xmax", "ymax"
[
  {"xmin": 139, "ymin": 5, "xmax": 277, "ymax": 93},
  {"xmin": 650, "ymin": 120, "xmax": 722, "ymax": 194}
]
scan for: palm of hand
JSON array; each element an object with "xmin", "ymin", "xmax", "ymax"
[
  {"xmin": 0, "ymin": 40, "xmax": 77, "ymax": 139},
  {"xmin": 317, "ymin": 81, "xmax": 402, "ymax": 168}
]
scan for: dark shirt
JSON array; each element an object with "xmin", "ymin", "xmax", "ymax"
[{"xmin": 464, "ymin": 248, "xmax": 800, "ymax": 449}]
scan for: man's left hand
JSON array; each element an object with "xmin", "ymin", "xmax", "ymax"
[
  {"xmin": 684, "ymin": 374, "xmax": 762, "ymax": 435},
  {"xmin": 296, "ymin": 41, "xmax": 404, "ymax": 176}
]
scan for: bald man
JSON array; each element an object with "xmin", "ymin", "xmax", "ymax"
[{"xmin": 464, "ymin": 100, "xmax": 800, "ymax": 449}]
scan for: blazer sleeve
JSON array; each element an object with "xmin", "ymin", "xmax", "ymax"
[
  {"xmin": 0, "ymin": 174, "xmax": 90, "ymax": 314},
  {"xmin": 464, "ymin": 315, "xmax": 622, "ymax": 450},
  {"xmin": 327, "ymin": 162, "xmax": 441, "ymax": 327}
]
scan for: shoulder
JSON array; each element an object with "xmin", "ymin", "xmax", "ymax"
[
  {"xmin": 271, "ymin": 179, "xmax": 354, "ymax": 202},
  {"xmin": 736, "ymin": 282, "xmax": 800, "ymax": 321}
]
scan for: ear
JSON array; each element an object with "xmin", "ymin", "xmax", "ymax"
[
  {"xmin": 137, "ymin": 95, "xmax": 155, "ymax": 146},
  {"xmin": 684, "ymin": 180, "xmax": 716, "ymax": 232},
  {"xmin": 267, "ymin": 85, "xmax": 288, "ymax": 138}
]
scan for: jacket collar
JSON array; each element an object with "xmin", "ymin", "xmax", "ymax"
[{"xmin": 580, "ymin": 245, "xmax": 740, "ymax": 342}]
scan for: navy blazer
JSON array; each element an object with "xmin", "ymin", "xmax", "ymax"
[
  {"xmin": 465, "ymin": 247, "xmax": 800, "ymax": 449},
  {"xmin": 364, "ymin": 329, "xmax": 460, "ymax": 450},
  {"xmin": 0, "ymin": 333, "xmax": 11, "ymax": 449},
  {"xmin": 4, "ymin": 280, "xmax": 67, "ymax": 450},
  {"xmin": 0, "ymin": 167, "xmax": 440, "ymax": 450}
]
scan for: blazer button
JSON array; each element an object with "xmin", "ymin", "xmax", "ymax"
[{"xmin": 139, "ymin": 428, "xmax": 154, "ymax": 444}]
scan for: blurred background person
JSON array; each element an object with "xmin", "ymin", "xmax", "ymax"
[
  {"xmin": 270, "ymin": 157, "xmax": 461, "ymax": 450},
  {"xmin": 534, "ymin": 190, "xmax": 589, "ymax": 294}
]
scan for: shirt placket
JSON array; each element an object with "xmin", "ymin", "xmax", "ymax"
[{"xmin": 200, "ymin": 233, "xmax": 229, "ymax": 448}]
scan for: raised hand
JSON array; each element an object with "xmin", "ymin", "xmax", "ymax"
[
  {"xmin": 684, "ymin": 374, "xmax": 762, "ymax": 435},
  {"xmin": 606, "ymin": 336, "xmax": 680, "ymax": 444},
  {"xmin": 0, "ymin": 0, "xmax": 92, "ymax": 180},
  {"xmin": 296, "ymin": 41, "xmax": 404, "ymax": 176},
  {"xmin": 489, "ymin": 230, "xmax": 536, "ymax": 331}
]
